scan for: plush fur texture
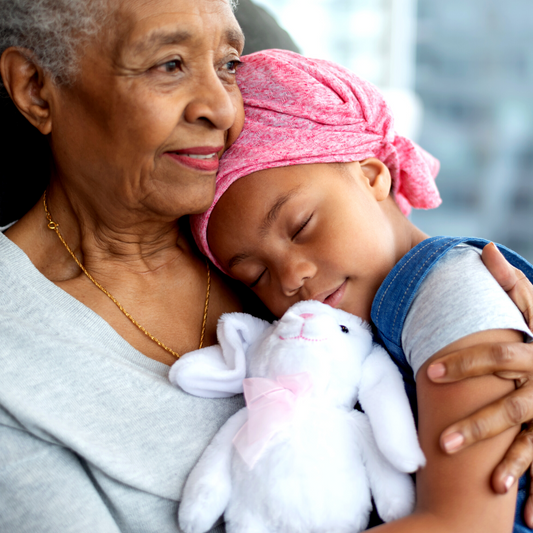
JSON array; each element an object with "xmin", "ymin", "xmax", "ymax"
[{"xmin": 169, "ymin": 300, "xmax": 425, "ymax": 533}]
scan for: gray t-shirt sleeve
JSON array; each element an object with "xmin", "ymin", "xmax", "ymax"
[{"xmin": 402, "ymin": 245, "xmax": 533, "ymax": 378}]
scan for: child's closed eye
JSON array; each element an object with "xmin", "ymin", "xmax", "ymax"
[
  {"xmin": 292, "ymin": 214, "xmax": 313, "ymax": 240},
  {"xmin": 249, "ymin": 269, "xmax": 267, "ymax": 289}
]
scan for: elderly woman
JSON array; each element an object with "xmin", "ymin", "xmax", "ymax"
[{"xmin": 1, "ymin": 1, "xmax": 533, "ymax": 532}]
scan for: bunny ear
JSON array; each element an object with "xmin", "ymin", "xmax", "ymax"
[{"xmin": 168, "ymin": 312, "xmax": 272, "ymax": 398}]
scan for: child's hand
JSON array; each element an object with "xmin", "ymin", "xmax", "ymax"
[{"xmin": 426, "ymin": 242, "xmax": 533, "ymax": 527}]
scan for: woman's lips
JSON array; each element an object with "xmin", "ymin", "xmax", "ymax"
[
  {"xmin": 322, "ymin": 280, "xmax": 347, "ymax": 308},
  {"xmin": 165, "ymin": 146, "xmax": 223, "ymax": 172}
]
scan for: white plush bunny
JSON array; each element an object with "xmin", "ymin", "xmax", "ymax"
[{"xmin": 169, "ymin": 300, "xmax": 425, "ymax": 533}]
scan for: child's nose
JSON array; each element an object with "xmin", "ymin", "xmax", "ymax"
[{"xmin": 280, "ymin": 258, "xmax": 317, "ymax": 296}]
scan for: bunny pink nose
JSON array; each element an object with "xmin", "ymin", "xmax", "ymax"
[{"xmin": 299, "ymin": 313, "xmax": 314, "ymax": 319}]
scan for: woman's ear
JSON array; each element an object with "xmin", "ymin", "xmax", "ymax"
[
  {"xmin": 0, "ymin": 47, "xmax": 53, "ymax": 135},
  {"xmin": 359, "ymin": 158, "xmax": 392, "ymax": 202}
]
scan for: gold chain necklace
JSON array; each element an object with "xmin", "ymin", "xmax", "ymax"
[{"xmin": 43, "ymin": 191, "xmax": 210, "ymax": 359}]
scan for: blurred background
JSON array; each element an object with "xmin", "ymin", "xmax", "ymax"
[{"xmin": 243, "ymin": 0, "xmax": 533, "ymax": 262}]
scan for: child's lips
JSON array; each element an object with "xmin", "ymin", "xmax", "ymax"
[{"xmin": 319, "ymin": 280, "xmax": 348, "ymax": 308}]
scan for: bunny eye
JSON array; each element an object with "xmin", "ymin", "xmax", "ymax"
[{"xmin": 340, "ymin": 325, "xmax": 349, "ymax": 333}]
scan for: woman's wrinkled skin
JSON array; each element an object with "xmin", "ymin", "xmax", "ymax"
[{"xmin": 0, "ymin": 0, "xmax": 246, "ymax": 366}]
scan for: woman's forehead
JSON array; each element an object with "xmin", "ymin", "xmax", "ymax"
[{"xmin": 113, "ymin": 0, "xmax": 243, "ymax": 54}]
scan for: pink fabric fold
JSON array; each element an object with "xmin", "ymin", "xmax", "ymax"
[
  {"xmin": 233, "ymin": 372, "xmax": 312, "ymax": 469},
  {"xmin": 191, "ymin": 49, "xmax": 441, "ymax": 270}
]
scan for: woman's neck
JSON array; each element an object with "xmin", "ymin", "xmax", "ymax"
[
  {"xmin": 5, "ymin": 179, "xmax": 244, "ymax": 365},
  {"xmin": 6, "ymin": 179, "xmax": 190, "ymax": 282}
]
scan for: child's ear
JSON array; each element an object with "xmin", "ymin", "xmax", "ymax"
[
  {"xmin": 359, "ymin": 158, "xmax": 392, "ymax": 202},
  {"xmin": 0, "ymin": 47, "xmax": 54, "ymax": 135}
]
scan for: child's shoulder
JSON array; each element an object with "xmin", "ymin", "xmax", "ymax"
[
  {"xmin": 372, "ymin": 236, "xmax": 533, "ymax": 329},
  {"xmin": 415, "ymin": 242, "xmax": 487, "ymax": 295},
  {"xmin": 371, "ymin": 236, "xmax": 533, "ymax": 379}
]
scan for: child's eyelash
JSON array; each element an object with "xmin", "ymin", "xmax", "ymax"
[
  {"xmin": 292, "ymin": 214, "xmax": 313, "ymax": 240},
  {"xmin": 249, "ymin": 270, "xmax": 266, "ymax": 288}
]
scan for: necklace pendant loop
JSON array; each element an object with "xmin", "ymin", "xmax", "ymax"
[{"xmin": 47, "ymin": 221, "xmax": 59, "ymax": 231}]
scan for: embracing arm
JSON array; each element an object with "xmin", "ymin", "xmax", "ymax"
[{"xmin": 373, "ymin": 328, "xmax": 520, "ymax": 533}]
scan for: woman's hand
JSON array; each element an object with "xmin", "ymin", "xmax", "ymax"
[
  {"xmin": 482, "ymin": 242, "xmax": 533, "ymax": 327},
  {"xmin": 426, "ymin": 242, "xmax": 533, "ymax": 526}
]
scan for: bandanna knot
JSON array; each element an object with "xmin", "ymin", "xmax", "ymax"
[{"xmin": 191, "ymin": 49, "xmax": 441, "ymax": 271}]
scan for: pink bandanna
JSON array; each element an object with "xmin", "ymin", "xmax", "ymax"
[{"xmin": 191, "ymin": 49, "xmax": 441, "ymax": 270}]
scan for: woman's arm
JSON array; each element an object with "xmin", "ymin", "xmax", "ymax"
[
  {"xmin": 427, "ymin": 242, "xmax": 533, "ymax": 524},
  {"xmin": 373, "ymin": 328, "xmax": 521, "ymax": 533}
]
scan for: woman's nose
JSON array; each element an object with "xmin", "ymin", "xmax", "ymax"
[
  {"xmin": 280, "ymin": 258, "xmax": 317, "ymax": 296},
  {"xmin": 183, "ymin": 69, "xmax": 237, "ymax": 132}
]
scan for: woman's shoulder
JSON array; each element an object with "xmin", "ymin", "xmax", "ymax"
[{"xmin": 0, "ymin": 230, "xmax": 64, "ymax": 324}]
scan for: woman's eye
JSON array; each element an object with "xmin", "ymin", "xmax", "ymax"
[
  {"xmin": 249, "ymin": 269, "xmax": 266, "ymax": 289},
  {"xmin": 340, "ymin": 325, "xmax": 349, "ymax": 333},
  {"xmin": 292, "ymin": 214, "xmax": 313, "ymax": 240},
  {"xmin": 225, "ymin": 59, "xmax": 242, "ymax": 74},
  {"xmin": 160, "ymin": 60, "xmax": 181, "ymax": 73}
]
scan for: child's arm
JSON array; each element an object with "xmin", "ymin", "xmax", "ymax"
[
  {"xmin": 373, "ymin": 328, "xmax": 521, "ymax": 533},
  {"xmin": 426, "ymin": 242, "xmax": 533, "ymax": 524}
]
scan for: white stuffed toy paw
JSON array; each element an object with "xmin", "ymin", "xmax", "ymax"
[{"xmin": 170, "ymin": 300, "xmax": 425, "ymax": 533}]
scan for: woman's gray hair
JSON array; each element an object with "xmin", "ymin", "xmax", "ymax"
[
  {"xmin": 0, "ymin": 0, "xmax": 239, "ymax": 93},
  {"xmin": 0, "ymin": 0, "xmax": 111, "ymax": 92}
]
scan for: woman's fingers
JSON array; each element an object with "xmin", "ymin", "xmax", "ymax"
[
  {"xmin": 491, "ymin": 422, "xmax": 533, "ymax": 494},
  {"xmin": 492, "ymin": 430, "xmax": 533, "ymax": 528},
  {"xmin": 439, "ymin": 383, "xmax": 533, "ymax": 454},
  {"xmin": 482, "ymin": 242, "xmax": 533, "ymax": 329},
  {"xmin": 427, "ymin": 342, "xmax": 533, "ymax": 383}
]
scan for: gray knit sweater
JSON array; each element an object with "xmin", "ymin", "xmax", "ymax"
[{"xmin": 0, "ymin": 232, "xmax": 243, "ymax": 533}]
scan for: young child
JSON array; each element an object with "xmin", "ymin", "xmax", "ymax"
[{"xmin": 190, "ymin": 50, "xmax": 533, "ymax": 532}]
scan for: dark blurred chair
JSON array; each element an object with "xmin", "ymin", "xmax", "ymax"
[
  {"xmin": 235, "ymin": 0, "xmax": 300, "ymax": 55},
  {"xmin": 0, "ymin": 96, "xmax": 50, "ymax": 226}
]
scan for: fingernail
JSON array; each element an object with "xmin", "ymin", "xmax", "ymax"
[
  {"xmin": 442, "ymin": 432, "xmax": 464, "ymax": 453},
  {"xmin": 427, "ymin": 363, "xmax": 446, "ymax": 379},
  {"xmin": 489, "ymin": 242, "xmax": 503, "ymax": 255},
  {"xmin": 504, "ymin": 476, "xmax": 515, "ymax": 491}
]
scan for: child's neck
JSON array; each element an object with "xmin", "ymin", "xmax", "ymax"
[
  {"xmin": 386, "ymin": 196, "xmax": 430, "ymax": 265},
  {"xmin": 361, "ymin": 200, "xmax": 430, "ymax": 318}
]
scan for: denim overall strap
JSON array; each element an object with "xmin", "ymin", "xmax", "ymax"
[
  {"xmin": 370, "ymin": 236, "xmax": 472, "ymax": 412},
  {"xmin": 371, "ymin": 235, "xmax": 533, "ymax": 532},
  {"xmin": 371, "ymin": 236, "xmax": 533, "ymax": 397}
]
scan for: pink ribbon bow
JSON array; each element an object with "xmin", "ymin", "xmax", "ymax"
[{"xmin": 233, "ymin": 372, "xmax": 313, "ymax": 469}]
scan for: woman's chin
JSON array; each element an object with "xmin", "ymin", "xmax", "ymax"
[
  {"xmin": 187, "ymin": 198, "xmax": 216, "ymax": 215},
  {"xmin": 146, "ymin": 190, "xmax": 215, "ymax": 219}
]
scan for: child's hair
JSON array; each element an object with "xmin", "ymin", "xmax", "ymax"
[{"xmin": 191, "ymin": 49, "xmax": 441, "ymax": 272}]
